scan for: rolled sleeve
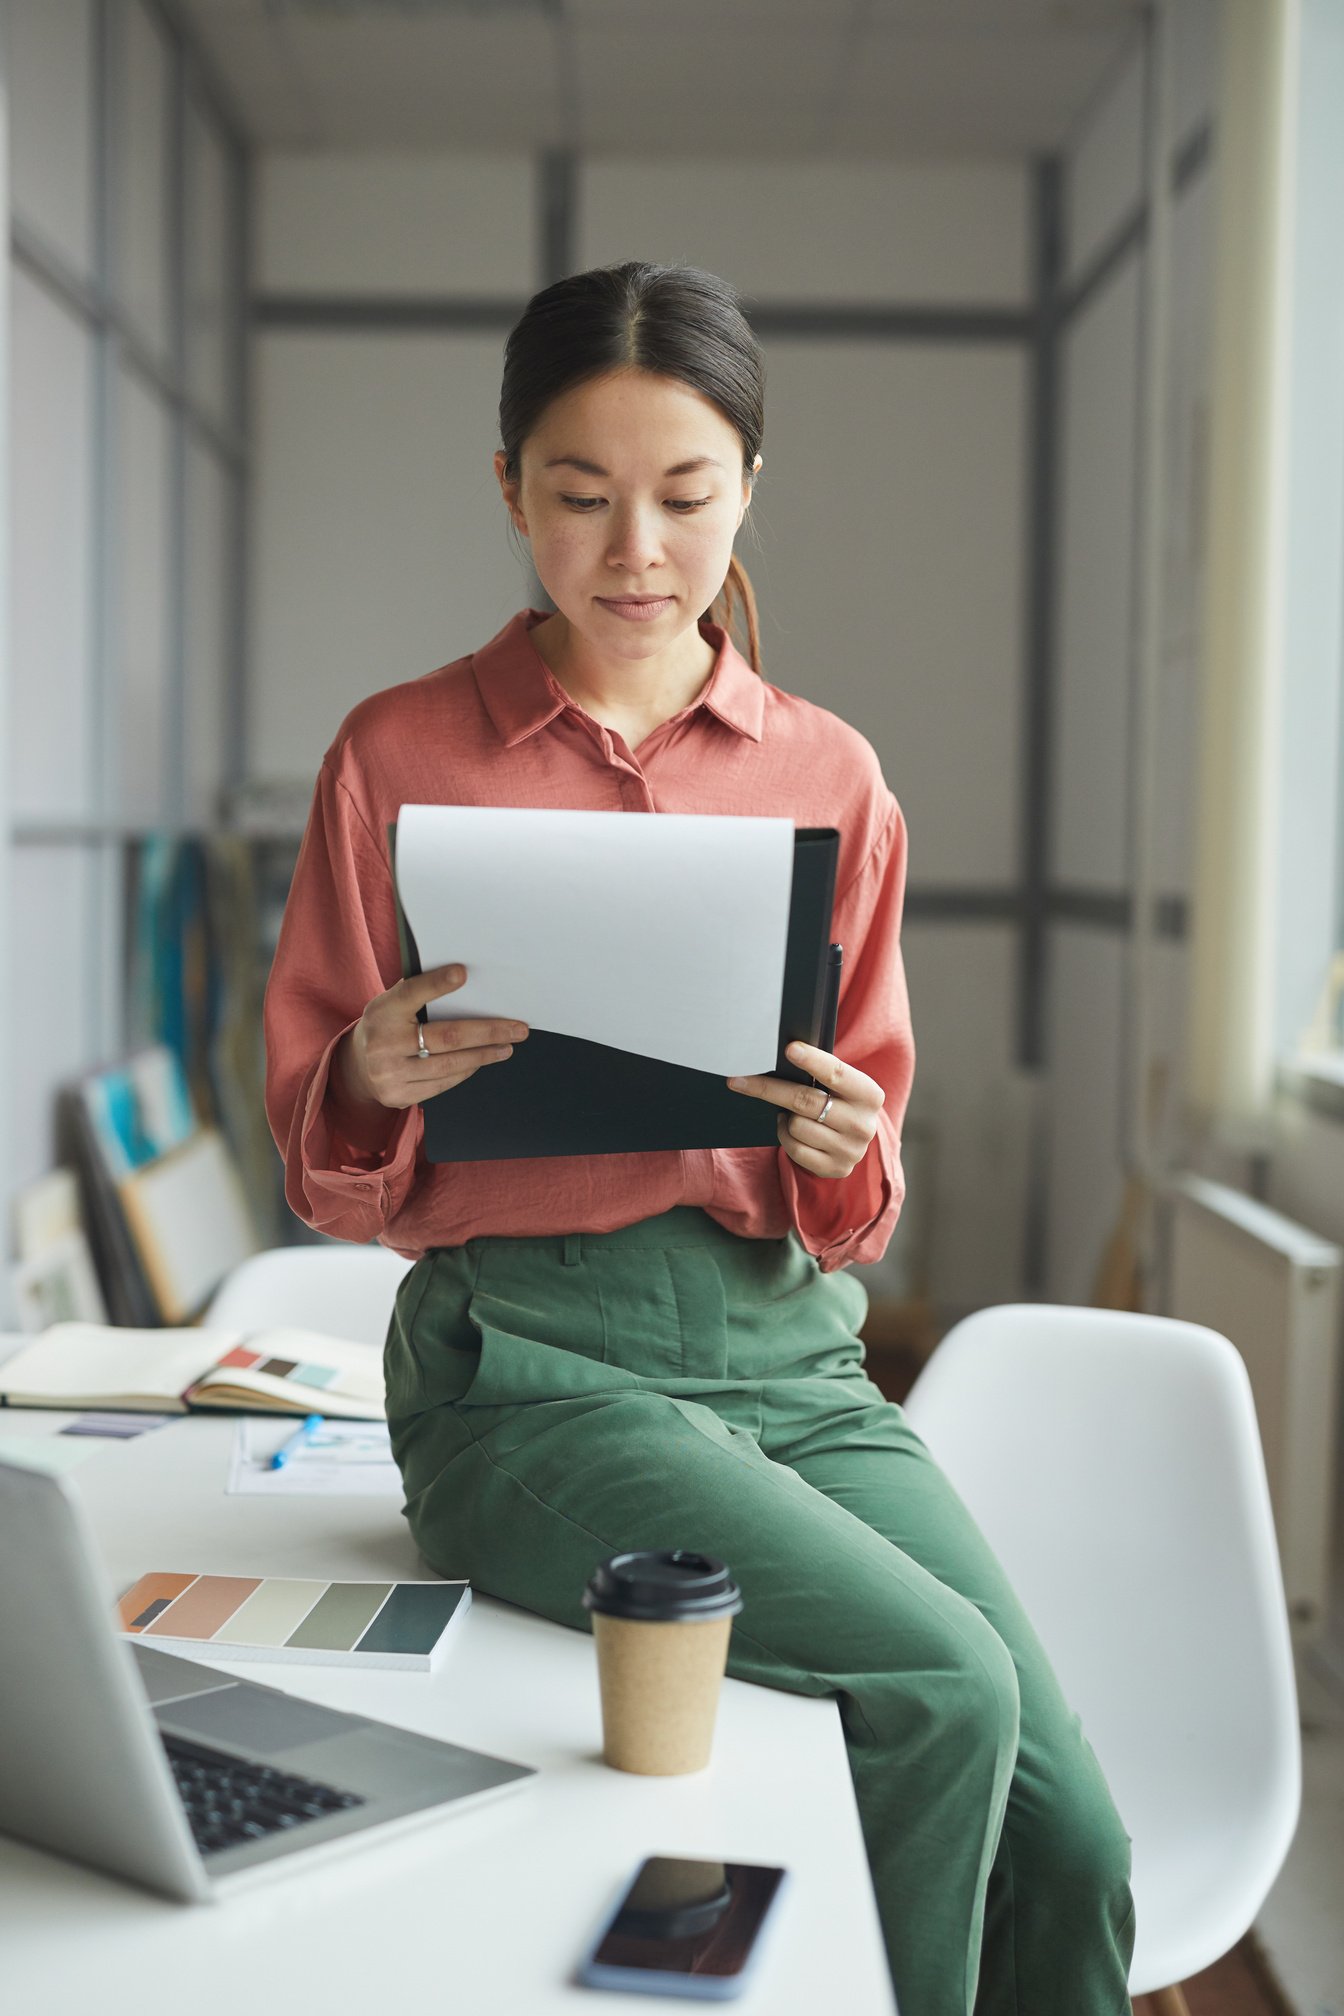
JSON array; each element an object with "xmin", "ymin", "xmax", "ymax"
[
  {"xmin": 779, "ymin": 797, "xmax": 916, "ymax": 1273},
  {"xmin": 263, "ymin": 758, "xmax": 425, "ymax": 1244}
]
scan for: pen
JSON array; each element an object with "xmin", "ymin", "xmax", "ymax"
[{"xmin": 270, "ymin": 1413, "xmax": 325, "ymax": 1471}]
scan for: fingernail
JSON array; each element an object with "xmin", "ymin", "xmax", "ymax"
[{"xmin": 727, "ymin": 1077, "xmax": 745, "ymax": 1090}]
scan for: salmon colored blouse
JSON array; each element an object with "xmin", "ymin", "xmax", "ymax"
[{"xmin": 263, "ymin": 606, "xmax": 915, "ymax": 1273}]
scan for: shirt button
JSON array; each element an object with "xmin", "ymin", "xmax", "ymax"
[{"xmin": 355, "ymin": 1181, "xmax": 373, "ymax": 1192}]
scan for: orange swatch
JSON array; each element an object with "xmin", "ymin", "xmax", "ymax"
[
  {"xmin": 143, "ymin": 1575, "xmax": 262, "ymax": 1641},
  {"xmin": 117, "ymin": 1570, "xmax": 199, "ymax": 1633}
]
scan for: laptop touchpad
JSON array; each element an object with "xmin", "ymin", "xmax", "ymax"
[{"xmin": 158, "ymin": 1684, "xmax": 364, "ymax": 1755}]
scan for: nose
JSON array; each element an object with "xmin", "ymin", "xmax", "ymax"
[{"xmin": 605, "ymin": 501, "xmax": 664, "ymax": 574}]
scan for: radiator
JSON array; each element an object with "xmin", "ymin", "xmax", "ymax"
[{"xmin": 1164, "ymin": 1173, "xmax": 1343, "ymax": 1639}]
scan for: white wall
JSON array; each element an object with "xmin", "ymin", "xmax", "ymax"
[
  {"xmin": 248, "ymin": 150, "xmax": 1036, "ymax": 1308},
  {"xmin": 1050, "ymin": 5, "xmax": 1344, "ymax": 1673},
  {"xmin": 0, "ymin": 3, "xmax": 1230, "ymax": 1335},
  {"xmin": 0, "ymin": 2, "xmax": 12, "ymax": 1325},
  {"xmin": 2, "ymin": 0, "xmax": 245, "ymax": 1242},
  {"xmin": 1261, "ymin": 0, "xmax": 1344, "ymax": 1683},
  {"xmin": 1045, "ymin": 12, "xmax": 1218, "ymax": 1302}
]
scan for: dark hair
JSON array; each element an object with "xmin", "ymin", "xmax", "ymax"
[{"xmin": 498, "ymin": 260, "xmax": 766, "ymax": 674}]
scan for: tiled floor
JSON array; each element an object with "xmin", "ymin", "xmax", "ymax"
[{"xmin": 1253, "ymin": 1638, "xmax": 1344, "ymax": 2016}]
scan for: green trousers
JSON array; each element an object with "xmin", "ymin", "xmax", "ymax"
[{"xmin": 384, "ymin": 1206, "xmax": 1136, "ymax": 2016}]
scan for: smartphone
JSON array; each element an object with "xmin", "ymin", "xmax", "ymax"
[{"xmin": 575, "ymin": 1854, "xmax": 789, "ymax": 2000}]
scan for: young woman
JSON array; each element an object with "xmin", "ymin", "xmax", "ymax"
[{"xmin": 264, "ymin": 260, "xmax": 1135, "ymax": 2016}]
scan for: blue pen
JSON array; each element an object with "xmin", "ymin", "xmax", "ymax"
[{"xmin": 270, "ymin": 1413, "xmax": 325, "ymax": 1470}]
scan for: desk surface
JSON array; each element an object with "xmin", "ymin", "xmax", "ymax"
[{"xmin": 0, "ymin": 1410, "xmax": 895, "ymax": 2015}]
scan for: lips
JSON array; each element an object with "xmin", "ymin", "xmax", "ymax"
[{"xmin": 595, "ymin": 594, "xmax": 676, "ymax": 623}]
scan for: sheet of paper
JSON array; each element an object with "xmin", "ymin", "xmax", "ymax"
[
  {"xmin": 394, "ymin": 804, "xmax": 796, "ymax": 1077},
  {"xmin": 228, "ymin": 1418, "xmax": 404, "ymax": 1496}
]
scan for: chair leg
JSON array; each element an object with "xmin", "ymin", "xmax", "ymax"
[{"xmin": 1146, "ymin": 1988, "xmax": 1192, "ymax": 2016}]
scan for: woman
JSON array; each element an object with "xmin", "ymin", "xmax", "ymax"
[{"xmin": 264, "ymin": 260, "xmax": 1135, "ymax": 2016}]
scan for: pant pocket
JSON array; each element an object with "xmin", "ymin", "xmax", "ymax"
[
  {"xmin": 451, "ymin": 1243, "xmax": 642, "ymax": 1408},
  {"xmin": 461, "ymin": 1289, "xmax": 639, "ymax": 1408},
  {"xmin": 384, "ymin": 1246, "xmax": 483, "ymax": 1417}
]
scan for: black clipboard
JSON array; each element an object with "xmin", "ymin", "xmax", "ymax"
[{"xmin": 387, "ymin": 820, "xmax": 840, "ymax": 1161}]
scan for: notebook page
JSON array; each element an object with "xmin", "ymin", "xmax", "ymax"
[
  {"xmin": 0, "ymin": 1322, "xmax": 224, "ymax": 1406},
  {"xmin": 191, "ymin": 1326, "xmax": 384, "ymax": 1410}
]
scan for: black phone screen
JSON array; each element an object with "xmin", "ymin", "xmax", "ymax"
[{"xmin": 590, "ymin": 1856, "xmax": 786, "ymax": 1979}]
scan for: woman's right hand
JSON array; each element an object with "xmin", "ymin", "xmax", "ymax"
[{"xmin": 334, "ymin": 963, "xmax": 529, "ymax": 1115}]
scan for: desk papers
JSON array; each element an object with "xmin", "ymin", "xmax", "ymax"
[{"xmin": 228, "ymin": 1418, "xmax": 403, "ymax": 1496}]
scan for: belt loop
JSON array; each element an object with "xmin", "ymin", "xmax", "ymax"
[{"xmin": 562, "ymin": 1233, "xmax": 583, "ymax": 1267}]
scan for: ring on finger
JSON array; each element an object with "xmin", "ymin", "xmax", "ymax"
[
  {"xmin": 815, "ymin": 1093, "xmax": 834, "ymax": 1126},
  {"xmin": 416, "ymin": 1023, "xmax": 430, "ymax": 1060}
]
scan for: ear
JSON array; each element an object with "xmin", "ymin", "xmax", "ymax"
[{"xmin": 494, "ymin": 449, "xmax": 530, "ymax": 536}]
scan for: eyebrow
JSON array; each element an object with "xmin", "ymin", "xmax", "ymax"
[{"xmin": 541, "ymin": 455, "xmax": 726, "ymax": 478}]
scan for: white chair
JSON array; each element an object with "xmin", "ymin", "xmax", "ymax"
[
  {"xmin": 203, "ymin": 1243, "xmax": 414, "ymax": 1348},
  {"xmin": 901, "ymin": 1304, "xmax": 1301, "ymax": 2015}
]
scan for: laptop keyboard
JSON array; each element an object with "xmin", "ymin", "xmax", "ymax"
[{"xmin": 161, "ymin": 1731, "xmax": 367, "ymax": 1857}]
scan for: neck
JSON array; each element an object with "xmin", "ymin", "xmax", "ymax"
[{"xmin": 529, "ymin": 611, "xmax": 717, "ymax": 725}]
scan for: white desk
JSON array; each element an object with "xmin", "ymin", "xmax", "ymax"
[{"xmin": 0, "ymin": 1410, "xmax": 896, "ymax": 2015}]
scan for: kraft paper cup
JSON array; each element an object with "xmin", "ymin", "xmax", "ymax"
[{"xmin": 582, "ymin": 1551, "xmax": 744, "ymax": 1776}]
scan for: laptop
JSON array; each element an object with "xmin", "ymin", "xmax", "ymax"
[{"xmin": 0, "ymin": 1455, "xmax": 535, "ymax": 1902}]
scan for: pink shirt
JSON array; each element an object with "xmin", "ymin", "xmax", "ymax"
[{"xmin": 263, "ymin": 606, "xmax": 915, "ymax": 1273}]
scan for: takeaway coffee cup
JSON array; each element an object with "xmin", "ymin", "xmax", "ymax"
[{"xmin": 582, "ymin": 1550, "xmax": 744, "ymax": 1776}]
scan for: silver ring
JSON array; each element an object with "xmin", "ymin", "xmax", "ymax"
[
  {"xmin": 816, "ymin": 1093, "xmax": 834, "ymax": 1127},
  {"xmin": 417, "ymin": 1023, "xmax": 430, "ymax": 1059}
]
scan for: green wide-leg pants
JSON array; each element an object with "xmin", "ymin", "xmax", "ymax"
[{"xmin": 384, "ymin": 1206, "xmax": 1136, "ymax": 2016}]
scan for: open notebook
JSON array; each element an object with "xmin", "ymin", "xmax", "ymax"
[{"xmin": 0, "ymin": 1322, "xmax": 385, "ymax": 1419}]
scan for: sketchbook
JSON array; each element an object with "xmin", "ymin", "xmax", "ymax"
[{"xmin": 0, "ymin": 1321, "xmax": 385, "ymax": 1419}]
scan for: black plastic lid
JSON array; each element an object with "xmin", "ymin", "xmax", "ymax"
[{"xmin": 582, "ymin": 1549, "xmax": 744, "ymax": 1623}]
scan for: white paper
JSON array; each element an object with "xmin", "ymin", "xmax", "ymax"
[
  {"xmin": 394, "ymin": 804, "xmax": 795, "ymax": 1077},
  {"xmin": 227, "ymin": 1418, "xmax": 404, "ymax": 1497}
]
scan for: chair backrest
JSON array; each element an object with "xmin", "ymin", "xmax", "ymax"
[
  {"xmin": 202, "ymin": 1244, "xmax": 414, "ymax": 1349},
  {"xmin": 902, "ymin": 1304, "xmax": 1300, "ymax": 1886}
]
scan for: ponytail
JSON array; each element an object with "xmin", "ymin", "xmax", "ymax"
[{"xmin": 708, "ymin": 554, "xmax": 764, "ymax": 677}]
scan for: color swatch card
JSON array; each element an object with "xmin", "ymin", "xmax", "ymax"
[{"xmin": 116, "ymin": 1571, "xmax": 470, "ymax": 1672}]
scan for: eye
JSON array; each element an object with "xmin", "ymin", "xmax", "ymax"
[{"xmin": 558, "ymin": 496, "xmax": 713, "ymax": 514}]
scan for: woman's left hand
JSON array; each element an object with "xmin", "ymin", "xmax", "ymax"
[{"xmin": 726, "ymin": 1041, "xmax": 884, "ymax": 1179}]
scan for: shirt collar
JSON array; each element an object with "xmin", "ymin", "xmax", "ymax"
[{"xmin": 472, "ymin": 606, "xmax": 765, "ymax": 749}]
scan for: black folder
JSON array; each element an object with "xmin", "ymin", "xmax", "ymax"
[{"xmin": 387, "ymin": 821, "xmax": 840, "ymax": 1162}]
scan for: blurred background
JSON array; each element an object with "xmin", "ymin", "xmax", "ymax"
[{"xmin": 1, "ymin": 3, "xmax": 1342, "ymax": 2001}]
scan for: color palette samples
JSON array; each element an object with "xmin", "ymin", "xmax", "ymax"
[
  {"xmin": 213, "ymin": 1344, "xmax": 342, "ymax": 1391},
  {"xmin": 116, "ymin": 1570, "xmax": 470, "ymax": 1671}
]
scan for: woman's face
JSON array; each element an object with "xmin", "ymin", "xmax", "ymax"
[{"xmin": 494, "ymin": 368, "xmax": 757, "ymax": 656}]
